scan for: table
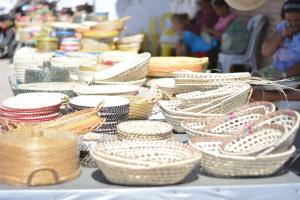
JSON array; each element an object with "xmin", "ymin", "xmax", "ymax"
[{"xmin": 1, "ymin": 134, "xmax": 300, "ymax": 200}]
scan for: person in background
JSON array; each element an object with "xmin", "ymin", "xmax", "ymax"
[
  {"xmin": 252, "ymin": 0, "xmax": 300, "ymax": 101},
  {"xmin": 172, "ymin": 0, "xmax": 235, "ymax": 57},
  {"xmin": 189, "ymin": 0, "xmax": 218, "ymax": 35}
]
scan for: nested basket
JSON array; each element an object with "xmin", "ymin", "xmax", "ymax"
[
  {"xmin": 117, "ymin": 120, "xmax": 173, "ymax": 141},
  {"xmin": 93, "ymin": 78, "xmax": 147, "ymax": 86},
  {"xmin": 0, "ymin": 128, "xmax": 80, "ymax": 186},
  {"xmin": 220, "ymin": 124, "xmax": 286, "ymax": 156},
  {"xmin": 189, "ymin": 136, "xmax": 295, "ymax": 177},
  {"xmin": 181, "ymin": 108, "xmax": 267, "ymax": 138},
  {"xmin": 90, "ymin": 141, "xmax": 201, "ymax": 185}
]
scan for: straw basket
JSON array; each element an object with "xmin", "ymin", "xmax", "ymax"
[
  {"xmin": 189, "ymin": 137, "xmax": 295, "ymax": 177},
  {"xmin": 117, "ymin": 120, "xmax": 173, "ymax": 141},
  {"xmin": 37, "ymin": 105, "xmax": 104, "ymax": 135},
  {"xmin": 0, "ymin": 128, "xmax": 80, "ymax": 186},
  {"xmin": 149, "ymin": 57, "xmax": 208, "ymax": 77},
  {"xmin": 125, "ymin": 95, "xmax": 155, "ymax": 120},
  {"xmin": 90, "ymin": 140, "xmax": 200, "ymax": 185}
]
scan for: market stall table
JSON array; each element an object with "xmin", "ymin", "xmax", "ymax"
[{"xmin": 0, "ymin": 134, "xmax": 300, "ymax": 200}]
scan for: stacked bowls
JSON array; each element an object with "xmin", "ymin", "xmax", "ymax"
[{"xmin": 0, "ymin": 94, "xmax": 63, "ymax": 123}]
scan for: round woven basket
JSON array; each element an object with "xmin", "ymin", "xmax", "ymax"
[
  {"xmin": 0, "ymin": 128, "xmax": 80, "ymax": 186},
  {"xmin": 90, "ymin": 140, "xmax": 201, "ymax": 185},
  {"xmin": 117, "ymin": 120, "xmax": 173, "ymax": 141}
]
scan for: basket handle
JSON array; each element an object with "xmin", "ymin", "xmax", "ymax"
[
  {"xmin": 94, "ymin": 101, "xmax": 105, "ymax": 112},
  {"xmin": 27, "ymin": 168, "xmax": 59, "ymax": 186}
]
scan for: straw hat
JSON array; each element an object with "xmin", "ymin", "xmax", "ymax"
[{"xmin": 225, "ymin": 0, "xmax": 266, "ymax": 11}]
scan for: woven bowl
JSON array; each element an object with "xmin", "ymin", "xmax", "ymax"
[
  {"xmin": 90, "ymin": 140, "xmax": 201, "ymax": 185},
  {"xmin": 125, "ymin": 96, "xmax": 155, "ymax": 120},
  {"xmin": 189, "ymin": 137, "xmax": 294, "ymax": 177},
  {"xmin": 225, "ymin": 0, "xmax": 266, "ymax": 11}
]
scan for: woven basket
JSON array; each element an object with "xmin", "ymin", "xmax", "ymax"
[
  {"xmin": 125, "ymin": 95, "xmax": 155, "ymax": 120},
  {"xmin": 220, "ymin": 124, "xmax": 285, "ymax": 156},
  {"xmin": 149, "ymin": 57, "xmax": 207, "ymax": 77},
  {"xmin": 117, "ymin": 34, "xmax": 144, "ymax": 44},
  {"xmin": 189, "ymin": 137, "xmax": 295, "ymax": 177},
  {"xmin": 0, "ymin": 128, "xmax": 80, "ymax": 186},
  {"xmin": 93, "ymin": 78, "xmax": 146, "ymax": 86},
  {"xmin": 176, "ymin": 84, "xmax": 243, "ymax": 106},
  {"xmin": 37, "ymin": 105, "xmax": 104, "ymax": 135},
  {"xmin": 117, "ymin": 120, "xmax": 173, "ymax": 141},
  {"xmin": 82, "ymin": 30, "xmax": 120, "ymax": 39},
  {"xmin": 181, "ymin": 108, "xmax": 267, "ymax": 139},
  {"xmin": 90, "ymin": 140, "xmax": 200, "ymax": 185},
  {"xmin": 173, "ymin": 71, "xmax": 251, "ymax": 82},
  {"xmin": 247, "ymin": 110, "xmax": 300, "ymax": 155},
  {"xmin": 94, "ymin": 53, "xmax": 150, "ymax": 82}
]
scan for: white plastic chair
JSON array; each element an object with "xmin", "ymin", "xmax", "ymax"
[{"xmin": 218, "ymin": 14, "xmax": 266, "ymax": 73}]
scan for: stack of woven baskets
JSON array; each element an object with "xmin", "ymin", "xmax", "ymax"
[
  {"xmin": 115, "ymin": 34, "xmax": 144, "ymax": 53},
  {"xmin": 184, "ymin": 109, "xmax": 299, "ymax": 177},
  {"xmin": 117, "ymin": 120, "xmax": 173, "ymax": 141},
  {"xmin": 156, "ymin": 71, "xmax": 251, "ymax": 96},
  {"xmin": 92, "ymin": 52, "xmax": 150, "ymax": 86},
  {"xmin": 158, "ymin": 83, "xmax": 252, "ymax": 132}
]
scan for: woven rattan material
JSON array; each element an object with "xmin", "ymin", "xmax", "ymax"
[
  {"xmin": 117, "ymin": 120, "xmax": 173, "ymax": 141},
  {"xmin": 220, "ymin": 124, "xmax": 285, "ymax": 156},
  {"xmin": 0, "ymin": 128, "xmax": 80, "ymax": 186},
  {"xmin": 38, "ymin": 107, "xmax": 104, "ymax": 135},
  {"xmin": 125, "ymin": 96, "xmax": 155, "ymax": 120},
  {"xmin": 90, "ymin": 141, "xmax": 200, "ymax": 185},
  {"xmin": 189, "ymin": 136, "xmax": 295, "ymax": 177}
]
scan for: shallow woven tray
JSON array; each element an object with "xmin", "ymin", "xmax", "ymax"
[{"xmin": 90, "ymin": 140, "xmax": 201, "ymax": 185}]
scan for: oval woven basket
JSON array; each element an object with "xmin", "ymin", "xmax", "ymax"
[
  {"xmin": 189, "ymin": 136, "xmax": 295, "ymax": 177},
  {"xmin": 90, "ymin": 140, "xmax": 201, "ymax": 185},
  {"xmin": 220, "ymin": 124, "xmax": 286, "ymax": 156}
]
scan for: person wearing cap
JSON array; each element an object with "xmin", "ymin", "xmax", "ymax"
[{"xmin": 252, "ymin": 0, "xmax": 300, "ymax": 101}]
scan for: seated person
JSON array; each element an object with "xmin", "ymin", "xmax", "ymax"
[
  {"xmin": 172, "ymin": 0, "xmax": 236, "ymax": 56},
  {"xmin": 252, "ymin": 0, "xmax": 300, "ymax": 102},
  {"xmin": 189, "ymin": 0, "xmax": 218, "ymax": 35}
]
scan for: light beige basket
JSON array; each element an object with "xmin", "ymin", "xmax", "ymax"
[
  {"xmin": 125, "ymin": 96, "xmax": 156, "ymax": 120},
  {"xmin": 173, "ymin": 72, "xmax": 251, "ymax": 82},
  {"xmin": 220, "ymin": 124, "xmax": 285, "ymax": 156},
  {"xmin": 94, "ymin": 78, "xmax": 146, "ymax": 86},
  {"xmin": 176, "ymin": 84, "xmax": 248, "ymax": 107},
  {"xmin": 189, "ymin": 137, "xmax": 295, "ymax": 177},
  {"xmin": 117, "ymin": 120, "xmax": 173, "ymax": 141},
  {"xmin": 90, "ymin": 140, "xmax": 201, "ymax": 185},
  {"xmin": 38, "ymin": 105, "xmax": 104, "ymax": 135},
  {"xmin": 247, "ymin": 110, "xmax": 300, "ymax": 155},
  {"xmin": 0, "ymin": 128, "xmax": 80, "ymax": 186},
  {"xmin": 182, "ymin": 109, "xmax": 267, "ymax": 138}
]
